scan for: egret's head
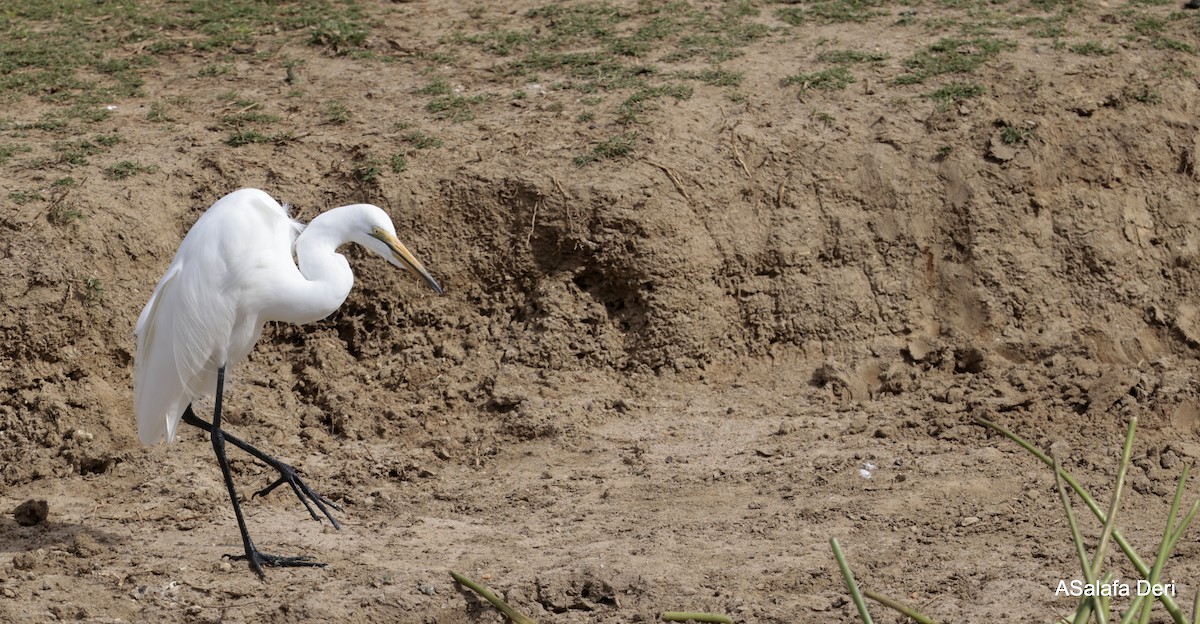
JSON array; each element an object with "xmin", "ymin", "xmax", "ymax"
[{"xmin": 356, "ymin": 206, "xmax": 443, "ymax": 295}]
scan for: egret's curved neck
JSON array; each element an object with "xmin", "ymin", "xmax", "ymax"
[{"xmin": 272, "ymin": 210, "xmax": 356, "ymax": 324}]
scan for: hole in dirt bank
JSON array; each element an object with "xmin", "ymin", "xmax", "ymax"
[
  {"xmin": 570, "ymin": 269, "xmax": 648, "ymax": 334},
  {"xmin": 954, "ymin": 347, "xmax": 985, "ymax": 374},
  {"xmin": 432, "ymin": 176, "xmax": 667, "ymax": 369}
]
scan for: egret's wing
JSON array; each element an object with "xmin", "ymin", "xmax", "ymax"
[
  {"xmin": 134, "ymin": 264, "xmax": 189, "ymax": 444},
  {"xmin": 133, "ymin": 262, "xmax": 180, "ymax": 444},
  {"xmin": 134, "ymin": 212, "xmax": 239, "ymax": 445},
  {"xmin": 134, "ymin": 189, "xmax": 304, "ymax": 445}
]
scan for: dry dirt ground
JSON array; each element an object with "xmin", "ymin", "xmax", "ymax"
[{"xmin": 3, "ymin": 0, "xmax": 1200, "ymax": 622}]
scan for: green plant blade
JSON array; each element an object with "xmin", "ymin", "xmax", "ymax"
[
  {"xmin": 975, "ymin": 417, "xmax": 1185, "ymax": 620},
  {"xmin": 863, "ymin": 589, "xmax": 940, "ymax": 624},
  {"xmin": 450, "ymin": 571, "xmax": 537, "ymax": 624},
  {"xmin": 831, "ymin": 538, "xmax": 874, "ymax": 624}
]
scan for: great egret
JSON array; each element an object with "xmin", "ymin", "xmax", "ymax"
[{"xmin": 135, "ymin": 188, "xmax": 442, "ymax": 577}]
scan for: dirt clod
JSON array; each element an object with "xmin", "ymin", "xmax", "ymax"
[{"xmin": 12, "ymin": 500, "xmax": 48, "ymax": 527}]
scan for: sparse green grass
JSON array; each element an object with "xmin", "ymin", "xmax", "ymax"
[
  {"xmin": 616, "ymin": 84, "xmax": 692, "ymax": 124},
  {"xmin": 419, "ymin": 78, "xmax": 489, "ymax": 122},
  {"xmin": 93, "ymin": 134, "xmax": 121, "ymax": 148},
  {"xmin": 896, "ymin": 36, "xmax": 1016, "ymax": 84},
  {"xmin": 310, "ymin": 17, "xmax": 369, "ymax": 52},
  {"xmin": 324, "ymin": 100, "xmax": 352, "ymax": 124},
  {"xmin": 48, "ymin": 203, "xmax": 83, "ymax": 225},
  {"xmin": 1132, "ymin": 16, "xmax": 1166, "ymax": 35},
  {"xmin": 221, "ymin": 109, "xmax": 281, "ymax": 126},
  {"xmin": 416, "ymin": 78, "xmax": 453, "ymax": 96},
  {"xmin": 426, "ymin": 94, "xmax": 489, "ymax": 122},
  {"xmin": 574, "ymin": 132, "xmax": 637, "ymax": 166},
  {"xmin": 1151, "ymin": 38, "xmax": 1196, "ymax": 54},
  {"xmin": 1027, "ymin": 0, "xmax": 1082, "ymax": 10},
  {"xmin": 1070, "ymin": 40, "xmax": 1116, "ymax": 55},
  {"xmin": 225, "ymin": 129, "xmax": 295, "ymax": 147},
  {"xmin": 777, "ymin": 0, "xmax": 886, "ymax": 25},
  {"xmin": 399, "ymin": 131, "xmax": 443, "ymax": 149},
  {"xmin": 816, "ymin": 49, "xmax": 890, "ymax": 64},
  {"xmin": 782, "ymin": 67, "xmax": 856, "ymax": 90},
  {"xmin": 146, "ymin": 101, "xmax": 173, "ymax": 123},
  {"xmin": 925, "ymin": 82, "xmax": 987, "ymax": 104},
  {"xmin": 226, "ymin": 129, "xmax": 268, "ymax": 147},
  {"xmin": 352, "ymin": 155, "xmax": 383, "ymax": 184},
  {"xmin": 47, "ymin": 179, "xmax": 82, "ymax": 224},
  {"xmin": 103, "ymin": 160, "xmax": 156, "ymax": 180},
  {"xmin": 1125, "ymin": 82, "xmax": 1163, "ymax": 104},
  {"xmin": 672, "ymin": 68, "xmax": 743, "ymax": 87},
  {"xmin": 0, "ymin": 0, "xmax": 372, "ymax": 107},
  {"xmin": 83, "ymin": 277, "xmax": 104, "ymax": 305},
  {"xmin": 1000, "ymin": 123, "xmax": 1033, "ymax": 145},
  {"xmin": 62, "ymin": 103, "xmax": 115, "ymax": 124},
  {"xmin": 53, "ymin": 134, "xmax": 121, "ymax": 165},
  {"xmin": 443, "ymin": 1, "xmax": 768, "ymax": 125},
  {"xmin": 389, "ymin": 153, "xmax": 407, "ymax": 173},
  {"xmin": 9, "ymin": 190, "xmax": 44, "ymax": 205},
  {"xmin": 1028, "ymin": 23, "xmax": 1067, "ymax": 38},
  {"xmin": 284, "ymin": 58, "xmax": 304, "ymax": 85},
  {"xmin": 216, "ymin": 92, "xmax": 257, "ymax": 108},
  {"xmin": 0, "ymin": 143, "xmax": 31, "ymax": 165},
  {"xmin": 1011, "ymin": 11, "xmax": 1069, "ymax": 38},
  {"xmin": 197, "ymin": 64, "xmax": 234, "ymax": 78},
  {"xmin": 0, "ymin": 0, "xmax": 368, "ymax": 168}
]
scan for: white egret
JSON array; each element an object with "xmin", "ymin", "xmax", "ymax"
[{"xmin": 135, "ymin": 188, "xmax": 442, "ymax": 577}]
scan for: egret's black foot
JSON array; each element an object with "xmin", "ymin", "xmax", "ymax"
[
  {"xmin": 227, "ymin": 548, "xmax": 327, "ymax": 578},
  {"xmin": 181, "ymin": 406, "xmax": 343, "ymax": 529},
  {"xmin": 253, "ymin": 461, "xmax": 343, "ymax": 530}
]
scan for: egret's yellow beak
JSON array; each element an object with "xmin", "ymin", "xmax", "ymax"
[{"xmin": 371, "ymin": 230, "xmax": 444, "ymax": 295}]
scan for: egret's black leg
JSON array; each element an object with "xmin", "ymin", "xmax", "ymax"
[
  {"xmin": 182, "ymin": 406, "xmax": 341, "ymax": 528},
  {"xmin": 206, "ymin": 365, "xmax": 325, "ymax": 577}
]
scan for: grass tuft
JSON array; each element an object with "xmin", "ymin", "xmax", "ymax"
[
  {"xmin": 817, "ymin": 49, "xmax": 890, "ymax": 64},
  {"xmin": 575, "ymin": 132, "xmax": 637, "ymax": 165},
  {"xmin": 103, "ymin": 160, "xmax": 156, "ymax": 180},
  {"xmin": 324, "ymin": 100, "xmax": 352, "ymax": 124},
  {"xmin": 777, "ymin": 0, "xmax": 887, "ymax": 25},
  {"xmin": 925, "ymin": 82, "xmax": 987, "ymax": 104},
  {"xmin": 399, "ymin": 131, "xmax": 444, "ymax": 149},
  {"xmin": 1069, "ymin": 40, "xmax": 1116, "ymax": 56},
  {"xmin": 896, "ymin": 37, "xmax": 1016, "ymax": 84},
  {"xmin": 426, "ymin": 94, "xmax": 489, "ymax": 122},
  {"xmin": 782, "ymin": 66, "xmax": 856, "ymax": 90}
]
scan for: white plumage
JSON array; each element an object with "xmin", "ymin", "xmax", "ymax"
[
  {"xmin": 132, "ymin": 188, "xmax": 442, "ymax": 576},
  {"xmin": 134, "ymin": 188, "xmax": 442, "ymax": 445}
]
